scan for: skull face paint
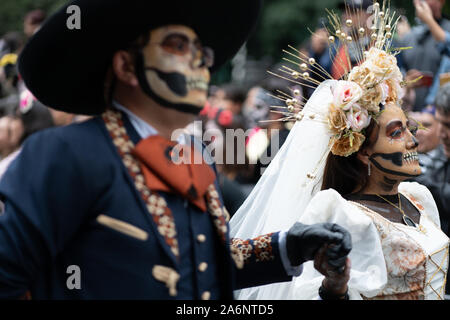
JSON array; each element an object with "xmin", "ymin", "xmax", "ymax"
[
  {"xmin": 137, "ymin": 25, "xmax": 211, "ymax": 113},
  {"xmin": 367, "ymin": 104, "xmax": 421, "ymax": 178}
]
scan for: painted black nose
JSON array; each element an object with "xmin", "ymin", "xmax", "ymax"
[{"xmin": 411, "ymin": 135, "xmax": 419, "ymax": 148}]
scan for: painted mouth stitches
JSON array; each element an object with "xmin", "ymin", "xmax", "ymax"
[
  {"xmin": 403, "ymin": 151, "xmax": 418, "ymax": 164},
  {"xmin": 186, "ymin": 77, "xmax": 208, "ymax": 91}
]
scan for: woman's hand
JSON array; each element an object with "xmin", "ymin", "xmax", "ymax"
[{"xmin": 314, "ymin": 244, "xmax": 351, "ymax": 297}]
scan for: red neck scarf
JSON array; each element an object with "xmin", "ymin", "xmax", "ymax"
[{"xmin": 132, "ymin": 135, "xmax": 216, "ymax": 212}]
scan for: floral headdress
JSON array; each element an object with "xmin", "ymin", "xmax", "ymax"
[{"xmin": 269, "ymin": 0, "xmax": 409, "ymax": 157}]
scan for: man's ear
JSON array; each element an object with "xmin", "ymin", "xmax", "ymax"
[
  {"xmin": 112, "ymin": 50, "xmax": 139, "ymax": 87},
  {"xmin": 356, "ymin": 147, "xmax": 370, "ymax": 166}
]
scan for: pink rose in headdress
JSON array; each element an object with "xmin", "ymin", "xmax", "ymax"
[
  {"xmin": 347, "ymin": 104, "xmax": 371, "ymax": 132},
  {"xmin": 333, "ymin": 81, "xmax": 363, "ymax": 111}
]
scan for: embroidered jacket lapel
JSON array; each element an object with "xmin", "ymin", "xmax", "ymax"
[
  {"xmin": 102, "ymin": 110, "xmax": 179, "ymax": 264},
  {"xmin": 205, "ymin": 183, "xmax": 229, "ymax": 246}
]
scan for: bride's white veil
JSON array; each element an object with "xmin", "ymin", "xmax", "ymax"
[{"xmin": 229, "ymin": 79, "xmax": 338, "ymax": 299}]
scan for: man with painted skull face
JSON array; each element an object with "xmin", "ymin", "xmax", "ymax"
[{"xmin": 0, "ymin": 0, "xmax": 352, "ymax": 299}]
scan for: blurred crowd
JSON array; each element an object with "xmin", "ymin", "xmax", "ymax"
[
  {"xmin": 0, "ymin": 0, "xmax": 449, "ymax": 227},
  {"xmin": 0, "ymin": 9, "xmax": 90, "ymax": 181}
]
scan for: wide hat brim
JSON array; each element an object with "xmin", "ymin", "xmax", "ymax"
[{"xmin": 18, "ymin": 0, "xmax": 263, "ymax": 115}]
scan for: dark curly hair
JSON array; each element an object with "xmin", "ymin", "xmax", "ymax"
[{"xmin": 321, "ymin": 114, "xmax": 380, "ymax": 195}]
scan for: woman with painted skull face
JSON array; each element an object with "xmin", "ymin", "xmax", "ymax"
[{"xmin": 230, "ymin": 0, "xmax": 449, "ymax": 300}]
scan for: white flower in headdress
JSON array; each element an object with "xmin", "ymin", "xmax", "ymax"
[
  {"xmin": 332, "ymin": 81, "xmax": 363, "ymax": 110},
  {"xmin": 346, "ymin": 104, "xmax": 371, "ymax": 132},
  {"xmin": 363, "ymin": 47, "xmax": 399, "ymax": 81}
]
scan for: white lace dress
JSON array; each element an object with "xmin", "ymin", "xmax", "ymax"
[{"xmin": 287, "ymin": 182, "xmax": 449, "ymax": 300}]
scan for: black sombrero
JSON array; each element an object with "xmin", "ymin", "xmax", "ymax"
[{"xmin": 18, "ymin": 0, "xmax": 263, "ymax": 115}]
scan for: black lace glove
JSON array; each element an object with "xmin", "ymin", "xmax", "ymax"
[{"xmin": 286, "ymin": 222, "xmax": 352, "ymax": 267}]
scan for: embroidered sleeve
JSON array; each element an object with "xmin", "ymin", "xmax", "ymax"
[
  {"xmin": 232, "ymin": 232, "xmax": 291, "ymax": 290},
  {"xmin": 231, "ymin": 233, "xmax": 275, "ymax": 265}
]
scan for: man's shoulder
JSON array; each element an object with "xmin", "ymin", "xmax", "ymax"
[
  {"xmin": 28, "ymin": 116, "xmax": 106, "ymax": 147},
  {"xmin": 13, "ymin": 116, "xmax": 121, "ymax": 181},
  {"xmin": 21, "ymin": 116, "xmax": 114, "ymax": 165}
]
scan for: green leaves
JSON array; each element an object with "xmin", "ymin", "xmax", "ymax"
[{"xmin": 0, "ymin": 0, "xmax": 67, "ymax": 37}]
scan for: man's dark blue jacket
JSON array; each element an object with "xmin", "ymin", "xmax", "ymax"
[{"xmin": 0, "ymin": 112, "xmax": 289, "ymax": 299}]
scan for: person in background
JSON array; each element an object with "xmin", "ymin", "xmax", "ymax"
[
  {"xmin": 305, "ymin": 26, "xmax": 333, "ymax": 99},
  {"xmin": 23, "ymin": 9, "xmax": 47, "ymax": 38},
  {"xmin": 415, "ymin": 83, "xmax": 450, "ymax": 295},
  {"xmin": 216, "ymin": 83, "xmax": 247, "ymax": 117},
  {"xmin": 0, "ymin": 101, "xmax": 55, "ymax": 180},
  {"xmin": 412, "ymin": 0, "xmax": 450, "ymax": 109},
  {"xmin": 331, "ymin": 0, "xmax": 372, "ymax": 80},
  {"xmin": 396, "ymin": 14, "xmax": 412, "ymax": 40},
  {"xmin": 0, "ymin": 115, "xmax": 23, "ymax": 160},
  {"xmin": 0, "ymin": 32, "xmax": 24, "ymax": 114},
  {"xmin": 416, "ymin": 83, "xmax": 450, "ymax": 235},
  {"xmin": 241, "ymin": 86, "xmax": 276, "ymax": 170},
  {"xmin": 197, "ymin": 101, "xmax": 249, "ymax": 216},
  {"xmin": 241, "ymin": 85, "xmax": 272, "ymax": 130},
  {"xmin": 410, "ymin": 105, "xmax": 444, "ymax": 174},
  {"xmin": 250, "ymin": 75, "xmax": 295, "ymax": 180},
  {"xmin": 398, "ymin": 0, "xmax": 450, "ymax": 111}
]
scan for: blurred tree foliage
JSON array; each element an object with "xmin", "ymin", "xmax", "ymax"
[
  {"xmin": 0, "ymin": 0, "xmax": 67, "ymax": 36},
  {"xmin": 245, "ymin": 0, "xmax": 441, "ymax": 62},
  {"xmin": 247, "ymin": 0, "xmax": 341, "ymax": 61}
]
